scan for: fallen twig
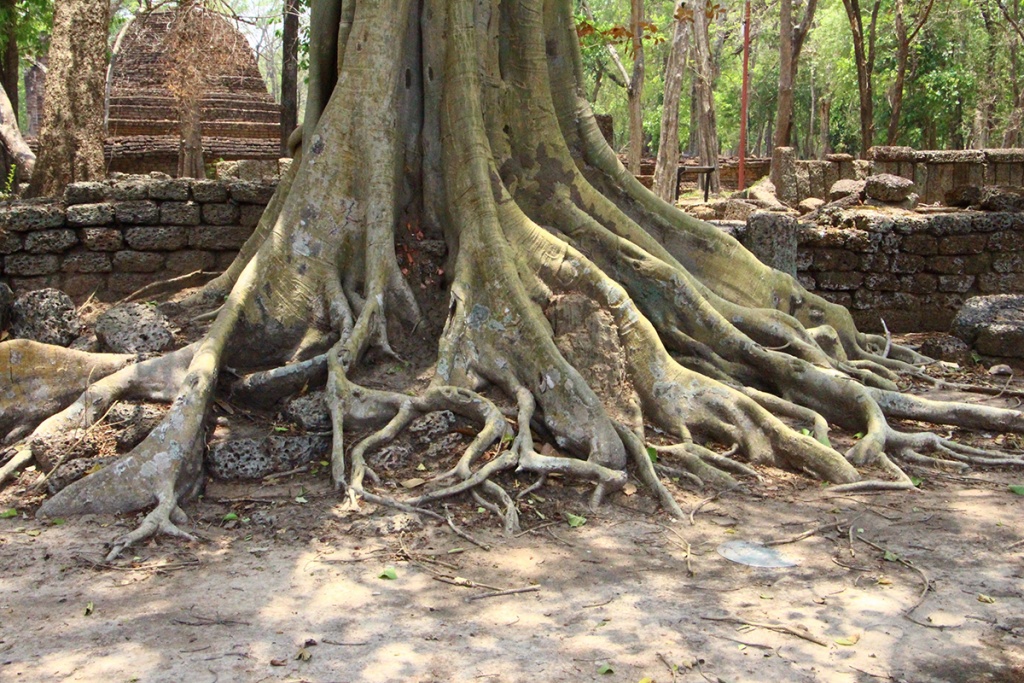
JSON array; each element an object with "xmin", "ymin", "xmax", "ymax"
[
  {"xmin": 700, "ymin": 614, "xmax": 829, "ymax": 647},
  {"xmin": 321, "ymin": 639, "xmax": 370, "ymax": 646},
  {"xmin": 855, "ymin": 534, "xmax": 944, "ymax": 629},
  {"xmin": 432, "ymin": 575, "xmax": 503, "ymax": 591},
  {"xmin": 467, "ymin": 586, "xmax": 539, "ymax": 601},
  {"xmin": 764, "ymin": 518, "xmax": 848, "ymax": 547},
  {"xmin": 688, "ymin": 483, "xmax": 741, "ymax": 525}
]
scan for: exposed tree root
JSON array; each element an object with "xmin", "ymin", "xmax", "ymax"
[{"xmin": 5, "ymin": 0, "xmax": 1024, "ymax": 556}]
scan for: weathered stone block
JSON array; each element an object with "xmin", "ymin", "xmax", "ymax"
[
  {"xmin": 108, "ymin": 180, "xmax": 149, "ymax": 201},
  {"xmin": 7, "ymin": 275, "xmax": 60, "ymax": 292},
  {"xmin": 190, "ymin": 180, "xmax": 229, "ymax": 203},
  {"xmin": 159, "ymin": 201, "xmax": 201, "ymax": 226},
  {"xmin": 853, "ymin": 289, "xmax": 916, "ymax": 311},
  {"xmin": 201, "ymin": 203, "xmax": 240, "ymax": 226},
  {"xmin": 938, "ymin": 234, "xmax": 988, "ymax": 255},
  {"xmin": 978, "ymin": 273, "xmax": 1024, "ymax": 292},
  {"xmin": 817, "ymin": 291, "xmax": 853, "ymax": 307},
  {"xmin": 892, "ymin": 254, "xmax": 925, "ymax": 274},
  {"xmin": 165, "ymin": 250, "xmax": 216, "ymax": 275},
  {"xmin": 66, "ymin": 203, "xmax": 114, "ymax": 227},
  {"xmin": 829, "ymin": 178, "xmax": 864, "ymax": 201},
  {"xmin": 864, "ymin": 273, "xmax": 900, "ymax": 291},
  {"xmin": 188, "ymin": 225, "xmax": 252, "ymax": 250},
  {"xmin": 0, "ymin": 230, "xmax": 23, "ymax": 254},
  {"xmin": 928, "ymin": 214, "xmax": 974, "ymax": 236},
  {"xmin": 813, "ymin": 248, "xmax": 859, "ymax": 271},
  {"xmin": 114, "ymin": 200, "xmax": 160, "ymax": 225},
  {"xmin": 64, "ymin": 182, "xmax": 107, "ymax": 205},
  {"xmin": 214, "ymin": 251, "xmax": 238, "ymax": 270},
  {"xmin": 993, "ymin": 253, "xmax": 1024, "ymax": 273},
  {"xmin": 816, "ymin": 271, "xmax": 863, "ymax": 290},
  {"xmin": 125, "ymin": 226, "xmax": 188, "ymax": 251},
  {"xmin": 901, "ymin": 234, "xmax": 938, "ymax": 255},
  {"xmin": 62, "ymin": 274, "xmax": 105, "ymax": 299},
  {"xmin": 902, "ymin": 273, "xmax": 938, "ymax": 294},
  {"xmin": 3, "ymin": 253, "xmax": 60, "ymax": 276},
  {"xmin": 239, "ymin": 204, "xmax": 264, "ymax": 227},
  {"xmin": 938, "ymin": 275, "xmax": 975, "ymax": 293},
  {"xmin": 0, "ymin": 202, "xmax": 66, "ymax": 231},
  {"xmin": 229, "ymin": 181, "xmax": 276, "ymax": 204},
  {"xmin": 868, "ymin": 146, "xmax": 917, "ymax": 162},
  {"xmin": 987, "ymin": 231, "xmax": 1024, "ymax": 251},
  {"xmin": 860, "ymin": 252, "xmax": 890, "ymax": 272},
  {"xmin": 864, "ymin": 173, "xmax": 916, "ymax": 202},
  {"xmin": 147, "ymin": 178, "xmax": 191, "ymax": 201},
  {"xmin": 107, "ymin": 273, "xmax": 155, "ymax": 296},
  {"xmin": 25, "ymin": 229, "xmax": 78, "ymax": 254},
  {"xmin": 80, "ymin": 228, "xmax": 124, "ymax": 252},
  {"xmin": 113, "ymin": 250, "xmax": 165, "ymax": 273},
  {"xmin": 62, "ymin": 252, "xmax": 113, "ymax": 273}
]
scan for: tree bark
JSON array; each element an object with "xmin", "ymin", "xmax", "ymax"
[
  {"xmin": 652, "ymin": 2, "xmax": 690, "ymax": 202},
  {"xmin": 626, "ymin": 0, "xmax": 645, "ymax": 174},
  {"xmin": 885, "ymin": 0, "xmax": 934, "ymax": 146},
  {"xmin": 0, "ymin": 80, "xmax": 34, "ymax": 183},
  {"xmin": 0, "ymin": 0, "xmax": 17, "ymax": 123},
  {"xmin": 281, "ymin": 0, "xmax": 300, "ymax": 156},
  {"xmin": 691, "ymin": 0, "xmax": 719, "ymax": 192},
  {"xmin": 773, "ymin": 0, "xmax": 817, "ymax": 150},
  {"xmin": 841, "ymin": 0, "xmax": 880, "ymax": 158},
  {"xmin": 26, "ymin": 0, "xmax": 109, "ymax": 197}
]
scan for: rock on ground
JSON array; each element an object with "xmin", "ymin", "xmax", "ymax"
[
  {"xmin": 918, "ymin": 334, "xmax": 971, "ymax": 364},
  {"xmin": 95, "ymin": 302, "xmax": 175, "ymax": 354},
  {"xmin": 9, "ymin": 288, "xmax": 81, "ymax": 346},
  {"xmin": 829, "ymin": 178, "xmax": 866, "ymax": 202},
  {"xmin": 951, "ymin": 294, "xmax": 1024, "ymax": 358},
  {"xmin": 864, "ymin": 173, "xmax": 916, "ymax": 203}
]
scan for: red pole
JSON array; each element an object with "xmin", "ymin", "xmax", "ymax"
[{"xmin": 738, "ymin": 0, "xmax": 751, "ymax": 191}]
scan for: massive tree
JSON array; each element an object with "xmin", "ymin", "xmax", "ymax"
[{"xmin": 4, "ymin": 0, "xmax": 1024, "ymax": 559}]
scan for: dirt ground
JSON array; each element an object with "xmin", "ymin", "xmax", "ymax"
[{"xmin": 2, "ymin": 444, "xmax": 1023, "ymax": 683}]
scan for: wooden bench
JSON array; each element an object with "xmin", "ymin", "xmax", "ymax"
[{"xmin": 675, "ymin": 165, "xmax": 717, "ymax": 202}]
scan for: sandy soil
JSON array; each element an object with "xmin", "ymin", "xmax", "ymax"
[{"xmin": 2, "ymin": 458, "xmax": 1023, "ymax": 683}]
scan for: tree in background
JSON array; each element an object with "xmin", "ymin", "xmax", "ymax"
[
  {"xmin": 26, "ymin": 0, "xmax": 109, "ymax": 197},
  {"xmin": 773, "ymin": 0, "xmax": 818, "ymax": 149},
  {"xmin": 840, "ymin": 0, "xmax": 881, "ymax": 157},
  {"xmin": 691, "ymin": 0, "xmax": 720, "ymax": 190},
  {"xmin": 652, "ymin": 0, "xmax": 690, "ymax": 201},
  {"xmin": 885, "ymin": 0, "xmax": 934, "ymax": 146},
  {"xmin": 280, "ymin": 0, "xmax": 300, "ymax": 155}
]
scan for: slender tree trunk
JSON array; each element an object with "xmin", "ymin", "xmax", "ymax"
[
  {"xmin": 774, "ymin": 0, "xmax": 794, "ymax": 149},
  {"xmin": 0, "ymin": 0, "xmax": 17, "ymax": 122},
  {"xmin": 841, "ymin": 0, "xmax": 880, "ymax": 158},
  {"xmin": 281, "ymin": 0, "xmax": 300, "ymax": 156},
  {"xmin": 885, "ymin": 0, "xmax": 934, "ymax": 145},
  {"xmin": 0, "ymin": 81, "xmax": 34, "ymax": 183},
  {"xmin": 819, "ymin": 96, "xmax": 831, "ymax": 158},
  {"xmin": 177, "ymin": 100, "xmax": 205, "ymax": 179},
  {"xmin": 626, "ymin": 0, "xmax": 645, "ymax": 174},
  {"xmin": 652, "ymin": 2, "xmax": 690, "ymax": 202},
  {"xmin": 691, "ymin": 0, "xmax": 720, "ymax": 192},
  {"xmin": 26, "ymin": 0, "xmax": 109, "ymax": 197}
]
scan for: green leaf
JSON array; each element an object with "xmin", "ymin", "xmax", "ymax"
[
  {"xmin": 645, "ymin": 447, "xmax": 658, "ymax": 464},
  {"xmin": 50, "ymin": 518, "xmax": 65, "ymax": 526},
  {"xmin": 379, "ymin": 566, "xmax": 398, "ymax": 580},
  {"xmin": 799, "ymin": 428, "xmax": 811, "ymax": 436},
  {"xmin": 835, "ymin": 634, "xmax": 860, "ymax": 646},
  {"xmin": 883, "ymin": 550, "xmax": 899, "ymax": 562},
  {"xmin": 910, "ymin": 476, "xmax": 923, "ymax": 487},
  {"xmin": 295, "ymin": 496, "xmax": 308, "ymax": 504},
  {"xmin": 1, "ymin": 508, "xmax": 18, "ymax": 518},
  {"xmin": 1009, "ymin": 485, "xmax": 1024, "ymax": 495},
  {"xmin": 273, "ymin": 426, "xmax": 289, "ymax": 433},
  {"xmin": 84, "ymin": 601, "xmax": 94, "ymax": 617},
  {"xmin": 566, "ymin": 512, "xmax": 587, "ymax": 528},
  {"xmin": 222, "ymin": 512, "xmax": 239, "ymax": 522},
  {"xmin": 319, "ymin": 460, "xmax": 330, "ymax": 467},
  {"xmin": 597, "ymin": 663, "xmax": 614, "ymax": 674},
  {"xmin": 853, "ymin": 431, "xmax": 865, "ymax": 439}
]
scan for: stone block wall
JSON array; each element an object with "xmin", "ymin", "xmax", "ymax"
[
  {"xmin": 795, "ymin": 210, "xmax": 1024, "ymax": 332},
  {"xmin": 771, "ymin": 147, "xmax": 1024, "ymax": 206},
  {"xmin": 0, "ymin": 176, "xmax": 274, "ymax": 301}
]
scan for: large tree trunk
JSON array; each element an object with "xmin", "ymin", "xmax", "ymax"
[
  {"xmin": 0, "ymin": 81, "xmax": 34, "ymax": 183},
  {"xmin": 281, "ymin": 0, "xmax": 300, "ymax": 156},
  {"xmin": 25, "ymin": 0, "xmax": 109, "ymax": 198},
  {"xmin": 0, "ymin": 0, "xmax": 17, "ymax": 121},
  {"xmin": 652, "ymin": 2, "xmax": 690, "ymax": 202},
  {"xmin": 774, "ymin": 0, "xmax": 794, "ymax": 149},
  {"xmin": 691, "ymin": 0, "xmax": 720, "ymax": 192},
  {"xmin": 885, "ymin": 0, "xmax": 934, "ymax": 146},
  {"xmin": 8, "ymin": 0, "xmax": 1024, "ymax": 560}
]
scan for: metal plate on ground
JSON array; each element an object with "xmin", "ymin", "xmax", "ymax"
[{"xmin": 716, "ymin": 540, "xmax": 798, "ymax": 568}]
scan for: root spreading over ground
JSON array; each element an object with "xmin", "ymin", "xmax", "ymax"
[{"xmin": 3, "ymin": 0, "xmax": 1024, "ymax": 559}]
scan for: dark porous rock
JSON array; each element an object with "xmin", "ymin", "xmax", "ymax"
[
  {"xmin": 742, "ymin": 211, "xmax": 798, "ymax": 277},
  {"xmin": 25, "ymin": 229, "xmax": 78, "ymax": 254},
  {"xmin": 918, "ymin": 334, "xmax": 971, "ymax": 364},
  {"xmin": 409, "ymin": 410, "xmax": 457, "ymax": 444},
  {"xmin": 0, "ymin": 229, "xmax": 23, "ymax": 254},
  {"xmin": 797, "ymin": 198, "xmax": 825, "ymax": 215},
  {"xmin": 63, "ymin": 182, "xmax": 108, "ymax": 205},
  {"xmin": 206, "ymin": 432, "xmax": 330, "ymax": 480},
  {"xmin": 190, "ymin": 180, "xmax": 229, "ymax": 204},
  {"xmin": 80, "ymin": 227, "xmax": 124, "ymax": 251},
  {"xmin": 108, "ymin": 180, "xmax": 150, "ymax": 201},
  {"xmin": 95, "ymin": 302, "xmax": 175, "ymax": 353},
  {"xmin": 0, "ymin": 200, "xmax": 66, "ymax": 232},
  {"xmin": 147, "ymin": 178, "xmax": 191, "ymax": 201},
  {"xmin": 46, "ymin": 456, "xmax": 117, "ymax": 494},
  {"xmin": 62, "ymin": 252, "xmax": 112, "ymax": 274},
  {"xmin": 112, "ymin": 249, "xmax": 165, "ymax": 273},
  {"xmin": 159, "ymin": 201, "xmax": 201, "ymax": 226},
  {"xmin": 284, "ymin": 391, "xmax": 331, "ymax": 432},
  {"xmin": 951, "ymin": 294, "xmax": 1024, "ymax": 358},
  {"xmin": 228, "ymin": 181, "xmax": 276, "ymax": 205},
  {"xmin": 946, "ymin": 186, "xmax": 1024, "ymax": 212},
  {"xmin": 9, "ymin": 288, "xmax": 80, "ymax": 346},
  {"xmin": 865, "ymin": 193, "xmax": 919, "ymax": 211},
  {"xmin": 3, "ymin": 253, "xmax": 60, "ymax": 276},
  {"xmin": 114, "ymin": 200, "xmax": 160, "ymax": 225},
  {"xmin": 188, "ymin": 225, "xmax": 252, "ymax": 250},
  {"xmin": 124, "ymin": 226, "xmax": 188, "ymax": 251},
  {"xmin": 106, "ymin": 402, "xmax": 167, "ymax": 452},
  {"xmin": 66, "ymin": 203, "xmax": 114, "ymax": 227},
  {"xmin": 829, "ymin": 178, "xmax": 866, "ymax": 202},
  {"xmin": 864, "ymin": 173, "xmax": 916, "ymax": 203},
  {"xmin": 0, "ymin": 281, "xmax": 12, "ymax": 330},
  {"xmin": 201, "ymin": 203, "xmax": 240, "ymax": 226}
]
